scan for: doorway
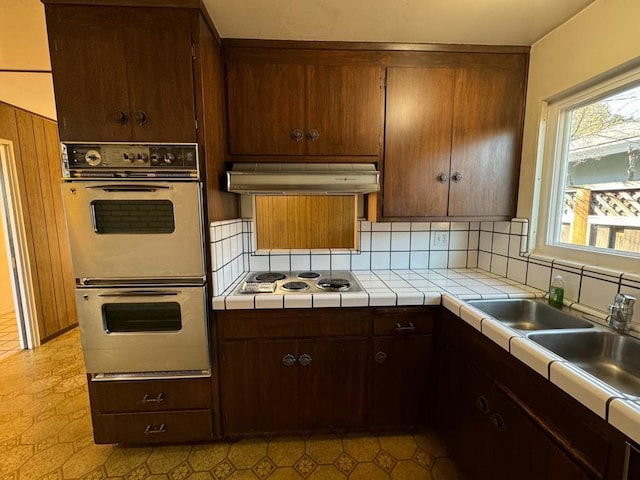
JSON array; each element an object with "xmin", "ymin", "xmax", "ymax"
[{"xmin": 0, "ymin": 140, "xmax": 39, "ymax": 358}]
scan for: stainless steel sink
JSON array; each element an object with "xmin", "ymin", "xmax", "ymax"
[
  {"xmin": 528, "ymin": 331, "xmax": 640, "ymax": 397},
  {"xmin": 468, "ymin": 299, "xmax": 594, "ymax": 331}
]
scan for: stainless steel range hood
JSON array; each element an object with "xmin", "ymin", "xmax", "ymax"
[{"xmin": 227, "ymin": 163, "xmax": 380, "ymax": 194}]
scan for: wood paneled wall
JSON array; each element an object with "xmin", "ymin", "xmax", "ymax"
[
  {"xmin": 0, "ymin": 102, "xmax": 77, "ymax": 342},
  {"xmin": 255, "ymin": 195, "xmax": 357, "ymax": 249}
]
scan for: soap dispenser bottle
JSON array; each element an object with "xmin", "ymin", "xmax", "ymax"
[{"xmin": 549, "ymin": 275, "xmax": 564, "ymax": 308}]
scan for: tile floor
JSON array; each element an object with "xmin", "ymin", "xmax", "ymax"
[
  {"xmin": 0, "ymin": 310, "xmax": 21, "ymax": 361},
  {"xmin": 0, "ymin": 327, "xmax": 465, "ymax": 480}
]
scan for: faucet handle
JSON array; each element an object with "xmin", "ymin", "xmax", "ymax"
[{"xmin": 615, "ymin": 294, "xmax": 636, "ymax": 306}]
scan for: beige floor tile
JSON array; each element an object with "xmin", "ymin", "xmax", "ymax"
[
  {"xmin": 266, "ymin": 468, "xmax": 303, "ymax": 480},
  {"xmin": 17, "ymin": 441, "xmax": 74, "ymax": 479},
  {"xmin": 268, "ymin": 436, "xmax": 306, "ymax": 466},
  {"xmin": 378, "ymin": 435, "xmax": 417, "ymax": 461},
  {"xmin": 342, "ymin": 434, "xmax": 380, "ymax": 462},
  {"xmin": 104, "ymin": 446, "xmax": 153, "ymax": 477},
  {"xmin": 306, "ymin": 464, "xmax": 347, "ymax": 479},
  {"xmin": 62, "ymin": 443, "xmax": 115, "ymax": 478},
  {"xmin": 252, "ymin": 456, "xmax": 276, "ymax": 479},
  {"xmin": 333, "ymin": 452, "xmax": 356, "ymax": 476},
  {"xmin": 0, "ymin": 444, "xmax": 34, "ymax": 477},
  {"xmin": 227, "ymin": 438, "xmax": 268, "ymax": 469},
  {"xmin": 347, "ymin": 463, "xmax": 389, "ymax": 480},
  {"xmin": 431, "ymin": 458, "xmax": 466, "ymax": 480},
  {"xmin": 391, "ymin": 460, "xmax": 433, "ymax": 480},
  {"xmin": 414, "ymin": 430, "xmax": 450, "ymax": 458},
  {"xmin": 226, "ymin": 469, "xmax": 260, "ymax": 479},
  {"xmin": 189, "ymin": 473, "xmax": 215, "ymax": 480},
  {"xmin": 20, "ymin": 413, "xmax": 70, "ymax": 444},
  {"xmin": 305, "ymin": 434, "xmax": 343, "ymax": 465},
  {"xmin": 146, "ymin": 445, "xmax": 192, "ymax": 474},
  {"xmin": 188, "ymin": 443, "xmax": 230, "ymax": 471}
]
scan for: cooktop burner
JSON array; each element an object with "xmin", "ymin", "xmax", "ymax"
[
  {"xmin": 236, "ymin": 271, "xmax": 362, "ymax": 295},
  {"xmin": 281, "ymin": 281, "xmax": 310, "ymax": 292},
  {"xmin": 297, "ymin": 271, "xmax": 321, "ymax": 279},
  {"xmin": 317, "ymin": 278, "xmax": 352, "ymax": 291},
  {"xmin": 255, "ymin": 272, "xmax": 286, "ymax": 282}
]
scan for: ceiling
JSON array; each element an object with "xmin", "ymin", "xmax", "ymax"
[{"xmin": 202, "ymin": 0, "xmax": 597, "ymax": 46}]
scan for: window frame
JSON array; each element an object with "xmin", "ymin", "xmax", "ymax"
[{"xmin": 535, "ymin": 66, "xmax": 640, "ymax": 270}]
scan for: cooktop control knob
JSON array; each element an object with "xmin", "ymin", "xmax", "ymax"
[
  {"xmin": 85, "ymin": 150, "xmax": 102, "ymax": 166},
  {"xmin": 136, "ymin": 153, "xmax": 148, "ymax": 164},
  {"xmin": 163, "ymin": 152, "xmax": 176, "ymax": 164},
  {"xmin": 122, "ymin": 153, "xmax": 134, "ymax": 164},
  {"xmin": 150, "ymin": 153, "xmax": 160, "ymax": 164}
]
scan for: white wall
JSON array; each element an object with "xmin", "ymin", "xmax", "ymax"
[
  {"xmin": 0, "ymin": 213, "xmax": 14, "ymax": 315},
  {"xmin": 0, "ymin": 0, "xmax": 56, "ymax": 119},
  {"xmin": 518, "ymin": 0, "xmax": 640, "ymax": 220}
]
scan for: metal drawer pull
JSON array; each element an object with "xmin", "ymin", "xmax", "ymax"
[
  {"xmin": 307, "ymin": 129, "xmax": 320, "ymax": 141},
  {"xmin": 142, "ymin": 393, "xmax": 164, "ymax": 404},
  {"xmin": 144, "ymin": 423, "xmax": 166, "ymax": 435},
  {"xmin": 291, "ymin": 129, "xmax": 304, "ymax": 141},
  {"xmin": 451, "ymin": 172, "xmax": 462, "ymax": 183},
  {"xmin": 282, "ymin": 354, "xmax": 296, "ymax": 367},
  {"xmin": 490, "ymin": 413, "xmax": 506, "ymax": 432},
  {"xmin": 97, "ymin": 291, "xmax": 179, "ymax": 298},
  {"xmin": 374, "ymin": 351, "xmax": 387, "ymax": 364},
  {"xmin": 475, "ymin": 395, "xmax": 489, "ymax": 414},
  {"xmin": 437, "ymin": 172, "xmax": 448, "ymax": 183},
  {"xmin": 395, "ymin": 322, "xmax": 416, "ymax": 333},
  {"xmin": 298, "ymin": 354, "xmax": 312, "ymax": 366}
]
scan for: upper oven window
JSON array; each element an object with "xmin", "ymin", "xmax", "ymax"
[
  {"xmin": 91, "ymin": 200, "xmax": 175, "ymax": 234},
  {"xmin": 103, "ymin": 302, "xmax": 182, "ymax": 333}
]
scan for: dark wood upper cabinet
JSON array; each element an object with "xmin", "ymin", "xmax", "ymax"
[
  {"xmin": 225, "ymin": 57, "xmax": 384, "ymax": 159},
  {"xmin": 381, "ymin": 57, "xmax": 527, "ymax": 220},
  {"xmin": 44, "ymin": 5, "xmax": 197, "ymax": 142}
]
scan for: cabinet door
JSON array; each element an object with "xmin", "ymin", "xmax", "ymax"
[
  {"xmin": 449, "ymin": 67, "xmax": 525, "ymax": 217},
  {"xmin": 306, "ymin": 65, "xmax": 384, "ymax": 156},
  {"xmin": 297, "ymin": 338, "xmax": 368, "ymax": 429},
  {"xmin": 383, "ymin": 67, "xmax": 455, "ymax": 217},
  {"xmin": 226, "ymin": 63, "xmax": 306, "ymax": 155},
  {"xmin": 370, "ymin": 335, "xmax": 432, "ymax": 426},
  {"xmin": 125, "ymin": 26, "xmax": 196, "ymax": 143},
  {"xmin": 220, "ymin": 340, "xmax": 298, "ymax": 435},
  {"xmin": 46, "ymin": 12, "xmax": 131, "ymax": 141}
]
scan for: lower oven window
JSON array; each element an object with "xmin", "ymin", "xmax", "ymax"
[
  {"xmin": 102, "ymin": 302, "xmax": 182, "ymax": 333},
  {"xmin": 92, "ymin": 200, "xmax": 175, "ymax": 234}
]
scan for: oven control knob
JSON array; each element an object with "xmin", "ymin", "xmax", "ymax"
[
  {"xmin": 85, "ymin": 150, "xmax": 102, "ymax": 166},
  {"xmin": 122, "ymin": 153, "xmax": 134, "ymax": 164},
  {"xmin": 163, "ymin": 152, "xmax": 176, "ymax": 164},
  {"xmin": 150, "ymin": 153, "xmax": 160, "ymax": 164},
  {"xmin": 136, "ymin": 153, "xmax": 148, "ymax": 164}
]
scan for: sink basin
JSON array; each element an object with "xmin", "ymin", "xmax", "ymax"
[
  {"xmin": 467, "ymin": 299, "xmax": 594, "ymax": 331},
  {"xmin": 529, "ymin": 331, "xmax": 640, "ymax": 397}
]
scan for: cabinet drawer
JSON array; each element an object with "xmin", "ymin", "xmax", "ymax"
[
  {"xmin": 218, "ymin": 308, "xmax": 371, "ymax": 339},
  {"xmin": 89, "ymin": 378, "xmax": 211, "ymax": 414},
  {"xmin": 373, "ymin": 307, "xmax": 436, "ymax": 336},
  {"xmin": 92, "ymin": 410, "xmax": 213, "ymax": 444}
]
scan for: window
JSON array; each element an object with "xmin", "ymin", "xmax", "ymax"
[{"xmin": 540, "ymin": 69, "xmax": 640, "ymax": 262}]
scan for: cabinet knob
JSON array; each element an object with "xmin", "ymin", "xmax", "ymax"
[
  {"xmin": 298, "ymin": 353, "xmax": 312, "ymax": 366},
  {"xmin": 133, "ymin": 110, "xmax": 149, "ymax": 126},
  {"xmin": 395, "ymin": 322, "xmax": 416, "ymax": 333},
  {"xmin": 282, "ymin": 354, "xmax": 296, "ymax": 367},
  {"xmin": 374, "ymin": 351, "xmax": 387, "ymax": 364},
  {"xmin": 144, "ymin": 423, "xmax": 166, "ymax": 435},
  {"xmin": 451, "ymin": 172, "xmax": 462, "ymax": 183},
  {"xmin": 437, "ymin": 172, "xmax": 448, "ymax": 183},
  {"xmin": 291, "ymin": 129, "xmax": 304, "ymax": 142},
  {"xmin": 490, "ymin": 413, "xmax": 506, "ymax": 432},
  {"xmin": 141, "ymin": 392, "xmax": 164, "ymax": 404},
  {"xmin": 306, "ymin": 129, "xmax": 320, "ymax": 142},
  {"xmin": 115, "ymin": 111, "xmax": 128, "ymax": 125},
  {"xmin": 475, "ymin": 395, "xmax": 489, "ymax": 413}
]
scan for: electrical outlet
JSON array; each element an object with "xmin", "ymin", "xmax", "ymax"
[{"xmin": 433, "ymin": 232, "xmax": 449, "ymax": 247}]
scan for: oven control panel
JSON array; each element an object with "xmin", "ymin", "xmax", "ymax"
[{"xmin": 62, "ymin": 143, "xmax": 199, "ymax": 179}]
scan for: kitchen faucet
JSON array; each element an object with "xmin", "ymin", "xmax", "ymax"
[{"xmin": 606, "ymin": 294, "xmax": 636, "ymax": 332}]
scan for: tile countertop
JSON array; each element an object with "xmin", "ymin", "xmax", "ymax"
[{"xmin": 213, "ymin": 267, "xmax": 640, "ymax": 444}]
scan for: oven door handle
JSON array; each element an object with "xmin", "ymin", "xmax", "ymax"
[
  {"xmin": 84, "ymin": 185, "xmax": 171, "ymax": 192},
  {"xmin": 96, "ymin": 291, "xmax": 180, "ymax": 298}
]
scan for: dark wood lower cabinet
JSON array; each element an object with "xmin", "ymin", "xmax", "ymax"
[
  {"xmin": 88, "ymin": 376, "xmax": 214, "ymax": 444},
  {"xmin": 437, "ymin": 310, "xmax": 628, "ymax": 480}
]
